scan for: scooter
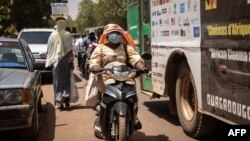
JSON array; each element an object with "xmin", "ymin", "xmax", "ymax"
[
  {"xmin": 83, "ymin": 57, "xmax": 90, "ymax": 80},
  {"xmin": 76, "ymin": 49, "xmax": 89, "ymax": 79},
  {"xmin": 76, "ymin": 49, "xmax": 87, "ymax": 75},
  {"xmin": 96, "ymin": 53, "xmax": 151, "ymax": 141}
]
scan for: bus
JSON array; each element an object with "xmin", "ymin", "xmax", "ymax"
[
  {"xmin": 127, "ymin": 0, "xmax": 152, "ymax": 92},
  {"xmin": 127, "ymin": 0, "xmax": 250, "ymax": 138}
]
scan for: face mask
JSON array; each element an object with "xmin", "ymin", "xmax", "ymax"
[{"xmin": 108, "ymin": 33, "xmax": 122, "ymax": 44}]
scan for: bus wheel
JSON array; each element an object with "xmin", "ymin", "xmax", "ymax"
[{"xmin": 176, "ymin": 60, "xmax": 216, "ymax": 138}]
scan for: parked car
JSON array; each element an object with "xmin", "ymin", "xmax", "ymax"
[
  {"xmin": 0, "ymin": 37, "xmax": 44, "ymax": 140},
  {"xmin": 18, "ymin": 28, "xmax": 54, "ymax": 83}
]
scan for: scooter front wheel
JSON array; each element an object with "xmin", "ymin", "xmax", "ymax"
[{"xmin": 117, "ymin": 116, "xmax": 127, "ymax": 141}]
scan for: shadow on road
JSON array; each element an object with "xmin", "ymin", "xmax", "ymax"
[
  {"xmin": 38, "ymin": 102, "xmax": 56, "ymax": 141},
  {"xmin": 143, "ymin": 100, "xmax": 179, "ymax": 126},
  {"xmin": 143, "ymin": 99, "xmax": 229, "ymax": 141},
  {"xmin": 59, "ymin": 104, "xmax": 94, "ymax": 111},
  {"xmin": 73, "ymin": 73, "xmax": 82, "ymax": 83},
  {"xmin": 130, "ymin": 131, "xmax": 170, "ymax": 141}
]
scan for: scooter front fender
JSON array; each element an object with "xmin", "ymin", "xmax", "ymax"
[{"xmin": 114, "ymin": 102, "xmax": 127, "ymax": 117}]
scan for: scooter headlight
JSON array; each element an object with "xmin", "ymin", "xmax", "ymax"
[{"xmin": 112, "ymin": 71, "xmax": 130, "ymax": 81}]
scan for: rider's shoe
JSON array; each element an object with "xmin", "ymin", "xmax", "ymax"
[
  {"xmin": 95, "ymin": 104, "xmax": 100, "ymax": 116},
  {"xmin": 94, "ymin": 117, "xmax": 105, "ymax": 139},
  {"xmin": 135, "ymin": 117, "xmax": 142, "ymax": 130}
]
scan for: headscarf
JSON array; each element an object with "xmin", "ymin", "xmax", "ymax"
[
  {"xmin": 98, "ymin": 24, "xmax": 136, "ymax": 48},
  {"xmin": 56, "ymin": 20, "xmax": 66, "ymax": 36},
  {"xmin": 45, "ymin": 19, "xmax": 72, "ymax": 67}
]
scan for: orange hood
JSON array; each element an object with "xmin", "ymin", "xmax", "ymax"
[{"xmin": 98, "ymin": 24, "xmax": 136, "ymax": 48}]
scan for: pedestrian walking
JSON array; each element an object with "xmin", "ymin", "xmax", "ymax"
[{"xmin": 45, "ymin": 17, "xmax": 78, "ymax": 109}]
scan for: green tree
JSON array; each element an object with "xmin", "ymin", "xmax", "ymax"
[
  {"xmin": 0, "ymin": 0, "xmax": 16, "ymax": 36},
  {"xmin": 76, "ymin": 0, "xmax": 127, "ymax": 32},
  {"xmin": 0, "ymin": 0, "xmax": 52, "ymax": 37},
  {"xmin": 76, "ymin": 0, "xmax": 97, "ymax": 32},
  {"xmin": 11, "ymin": 0, "xmax": 51, "ymax": 31},
  {"xmin": 95, "ymin": 0, "xmax": 127, "ymax": 29}
]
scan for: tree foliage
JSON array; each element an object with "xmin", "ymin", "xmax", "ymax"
[
  {"xmin": 0, "ymin": 0, "xmax": 52, "ymax": 37},
  {"xmin": 0, "ymin": 0, "xmax": 15, "ymax": 36},
  {"xmin": 76, "ymin": 0, "xmax": 127, "ymax": 32},
  {"xmin": 76, "ymin": 0, "xmax": 97, "ymax": 32},
  {"xmin": 1, "ymin": 0, "xmax": 128, "ymax": 36}
]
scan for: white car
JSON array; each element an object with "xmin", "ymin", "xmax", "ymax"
[
  {"xmin": 18, "ymin": 28, "xmax": 54, "ymax": 83},
  {"xmin": 18, "ymin": 28, "xmax": 54, "ymax": 64}
]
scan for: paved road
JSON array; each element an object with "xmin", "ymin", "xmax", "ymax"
[{"xmin": 0, "ymin": 67, "xmax": 226, "ymax": 141}]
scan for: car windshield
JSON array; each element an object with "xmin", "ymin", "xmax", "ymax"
[
  {"xmin": 0, "ymin": 41, "xmax": 27, "ymax": 69},
  {"xmin": 19, "ymin": 31, "xmax": 52, "ymax": 44}
]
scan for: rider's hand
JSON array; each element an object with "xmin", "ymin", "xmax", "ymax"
[
  {"xmin": 135, "ymin": 61, "xmax": 145, "ymax": 71},
  {"xmin": 142, "ymin": 67, "xmax": 149, "ymax": 73},
  {"xmin": 91, "ymin": 65, "xmax": 100, "ymax": 74}
]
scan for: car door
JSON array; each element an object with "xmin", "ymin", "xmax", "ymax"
[{"xmin": 20, "ymin": 40, "xmax": 41, "ymax": 103}]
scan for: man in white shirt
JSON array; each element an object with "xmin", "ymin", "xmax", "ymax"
[{"xmin": 74, "ymin": 34, "xmax": 86, "ymax": 69}]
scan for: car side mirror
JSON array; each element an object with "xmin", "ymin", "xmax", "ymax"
[
  {"xmin": 33, "ymin": 63, "xmax": 45, "ymax": 70},
  {"xmin": 141, "ymin": 52, "xmax": 152, "ymax": 60}
]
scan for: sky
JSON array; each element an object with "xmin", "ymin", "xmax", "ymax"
[
  {"xmin": 68, "ymin": 0, "xmax": 99, "ymax": 20},
  {"xmin": 68, "ymin": 0, "xmax": 82, "ymax": 20}
]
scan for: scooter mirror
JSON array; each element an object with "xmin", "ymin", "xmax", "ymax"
[{"xmin": 141, "ymin": 52, "xmax": 152, "ymax": 60}]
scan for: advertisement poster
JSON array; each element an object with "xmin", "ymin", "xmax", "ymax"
[
  {"xmin": 151, "ymin": 0, "xmax": 201, "ymax": 47},
  {"xmin": 201, "ymin": 0, "xmax": 250, "ymax": 124},
  {"xmin": 150, "ymin": 0, "xmax": 201, "ymax": 94}
]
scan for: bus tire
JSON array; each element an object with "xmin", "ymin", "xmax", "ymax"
[{"xmin": 176, "ymin": 60, "xmax": 216, "ymax": 138}]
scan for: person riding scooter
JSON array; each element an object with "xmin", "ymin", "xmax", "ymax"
[
  {"xmin": 83, "ymin": 30, "xmax": 98, "ymax": 57},
  {"xmin": 81, "ymin": 31, "xmax": 98, "ymax": 78},
  {"xmin": 89, "ymin": 23, "xmax": 147, "ymax": 139},
  {"xmin": 74, "ymin": 33, "xmax": 86, "ymax": 70}
]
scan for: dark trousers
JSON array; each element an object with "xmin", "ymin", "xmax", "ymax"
[{"xmin": 77, "ymin": 51, "xmax": 82, "ymax": 68}]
